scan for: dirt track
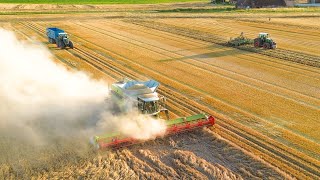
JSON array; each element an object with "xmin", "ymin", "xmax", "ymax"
[{"xmin": 0, "ymin": 4, "xmax": 320, "ymax": 179}]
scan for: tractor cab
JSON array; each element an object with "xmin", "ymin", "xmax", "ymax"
[
  {"xmin": 58, "ymin": 32, "xmax": 70, "ymax": 43},
  {"xmin": 258, "ymin": 33, "xmax": 269, "ymax": 40},
  {"xmin": 254, "ymin": 32, "xmax": 277, "ymax": 49},
  {"xmin": 58, "ymin": 32, "xmax": 69, "ymax": 39}
]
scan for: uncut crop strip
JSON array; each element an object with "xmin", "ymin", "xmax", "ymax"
[
  {"xmin": 133, "ymin": 21, "xmax": 320, "ymax": 67},
  {"xmin": 72, "ymin": 19, "xmax": 320, "ymax": 145},
  {"xmin": 31, "ymin": 20, "xmax": 320, "ymax": 165},
  {"xmin": 21, "ymin": 22, "xmax": 320, "ymax": 179},
  {"xmin": 114, "ymin": 19, "xmax": 319, "ymax": 76},
  {"xmin": 135, "ymin": 19, "xmax": 320, "ymax": 64},
  {"xmin": 103, "ymin": 20, "xmax": 320, "ymax": 79},
  {"xmin": 24, "ymin": 21, "xmax": 320, "ymax": 179},
  {"xmin": 82, "ymin": 20, "xmax": 320, "ymax": 107},
  {"xmin": 65, "ymin": 20, "xmax": 320, "ymax": 153},
  {"xmin": 129, "ymin": 20, "xmax": 320, "ymax": 68},
  {"xmin": 181, "ymin": 19, "xmax": 320, "ymax": 49}
]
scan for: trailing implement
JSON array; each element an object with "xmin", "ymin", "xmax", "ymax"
[
  {"xmin": 92, "ymin": 113, "xmax": 215, "ymax": 149},
  {"xmin": 228, "ymin": 32, "xmax": 253, "ymax": 46}
]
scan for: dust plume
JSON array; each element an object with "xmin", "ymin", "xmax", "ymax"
[
  {"xmin": 99, "ymin": 112, "xmax": 167, "ymax": 140},
  {"xmin": 0, "ymin": 28, "xmax": 166, "ymax": 175}
]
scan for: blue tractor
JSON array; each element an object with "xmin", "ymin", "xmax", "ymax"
[{"xmin": 46, "ymin": 27, "xmax": 74, "ymax": 49}]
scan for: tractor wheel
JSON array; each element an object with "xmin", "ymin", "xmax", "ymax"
[
  {"xmin": 254, "ymin": 39, "xmax": 260, "ymax": 47},
  {"xmin": 263, "ymin": 43, "xmax": 270, "ymax": 49},
  {"xmin": 69, "ymin": 41, "xmax": 74, "ymax": 49},
  {"xmin": 60, "ymin": 41, "xmax": 66, "ymax": 49}
]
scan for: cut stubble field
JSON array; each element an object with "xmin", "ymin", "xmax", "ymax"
[{"xmin": 0, "ymin": 3, "xmax": 320, "ymax": 179}]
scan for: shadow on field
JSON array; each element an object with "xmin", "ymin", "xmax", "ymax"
[{"xmin": 159, "ymin": 46, "xmax": 251, "ymax": 62}]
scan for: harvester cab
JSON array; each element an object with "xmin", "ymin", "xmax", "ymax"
[{"xmin": 254, "ymin": 33, "xmax": 277, "ymax": 49}]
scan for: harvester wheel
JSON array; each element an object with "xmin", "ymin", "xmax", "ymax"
[{"xmin": 263, "ymin": 43, "xmax": 270, "ymax": 49}]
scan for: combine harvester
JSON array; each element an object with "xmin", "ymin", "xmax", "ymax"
[{"xmin": 92, "ymin": 79, "xmax": 215, "ymax": 149}]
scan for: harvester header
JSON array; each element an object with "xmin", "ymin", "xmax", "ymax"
[{"xmin": 92, "ymin": 113, "xmax": 215, "ymax": 149}]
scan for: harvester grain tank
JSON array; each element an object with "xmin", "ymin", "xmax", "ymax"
[
  {"xmin": 92, "ymin": 79, "xmax": 215, "ymax": 149},
  {"xmin": 110, "ymin": 79, "xmax": 169, "ymax": 118},
  {"xmin": 254, "ymin": 33, "xmax": 277, "ymax": 49},
  {"xmin": 46, "ymin": 27, "xmax": 74, "ymax": 49}
]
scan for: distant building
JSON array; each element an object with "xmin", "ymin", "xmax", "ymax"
[
  {"xmin": 235, "ymin": 0, "xmax": 295, "ymax": 8},
  {"xmin": 235, "ymin": 0, "xmax": 320, "ymax": 8},
  {"xmin": 309, "ymin": 0, "xmax": 320, "ymax": 3}
]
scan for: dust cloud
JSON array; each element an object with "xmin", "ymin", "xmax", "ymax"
[
  {"xmin": 99, "ymin": 111, "xmax": 167, "ymax": 140},
  {"xmin": 0, "ymin": 28, "xmax": 166, "ymax": 174}
]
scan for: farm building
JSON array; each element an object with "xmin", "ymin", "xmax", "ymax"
[
  {"xmin": 235, "ymin": 0, "xmax": 320, "ymax": 7},
  {"xmin": 235, "ymin": 0, "xmax": 296, "ymax": 8},
  {"xmin": 295, "ymin": 0, "xmax": 320, "ymax": 3},
  {"xmin": 308, "ymin": 0, "xmax": 320, "ymax": 3}
]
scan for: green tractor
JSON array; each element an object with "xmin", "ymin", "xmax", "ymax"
[{"xmin": 254, "ymin": 33, "xmax": 277, "ymax": 49}]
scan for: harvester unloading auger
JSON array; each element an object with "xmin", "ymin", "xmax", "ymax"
[{"xmin": 91, "ymin": 79, "xmax": 215, "ymax": 149}]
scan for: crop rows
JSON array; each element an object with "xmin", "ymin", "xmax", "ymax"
[
  {"xmin": 18, "ymin": 21, "xmax": 320, "ymax": 179},
  {"xmin": 130, "ymin": 20, "xmax": 320, "ymax": 68},
  {"xmin": 11, "ymin": 21, "xmax": 278, "ymax": 179}
]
